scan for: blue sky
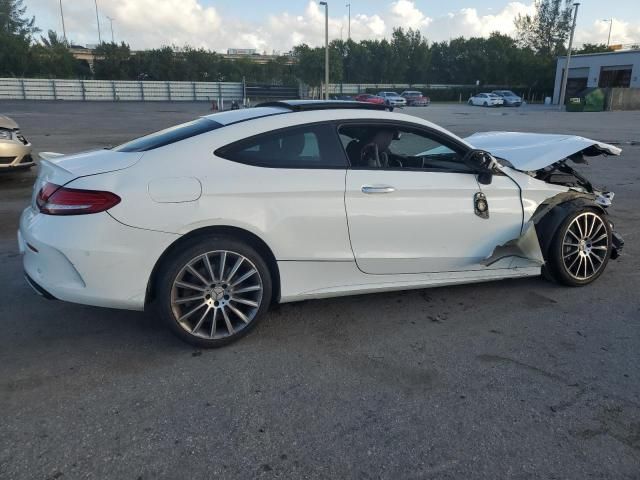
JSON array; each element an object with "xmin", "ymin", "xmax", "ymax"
[{"xmin": 27, "ymin": 1, "xmax": 640, "ymax": 52}]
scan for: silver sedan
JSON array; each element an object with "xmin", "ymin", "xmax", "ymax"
[{"xmin": 0, "ymin": 115, "xmax": 34, "ymax": 172}]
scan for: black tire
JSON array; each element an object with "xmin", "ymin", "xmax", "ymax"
[
  {"xmin": 155, "ymin": 235, "xmax": 272, "ymax": 348},
  {"xmin": 545, "ymin": 209, "xmax": 612, "ymax": 287},
  {"xmin": 468, "ymin": 99, "xmax": 473, "ymax": 105},
  {"xmin": 483, "ymin": 101, "xmax": 488, "ymax": 107}
]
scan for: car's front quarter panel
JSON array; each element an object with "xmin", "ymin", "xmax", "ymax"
[{"xmin": 502, "ymin": 167, "xmax": 570, "ymax": 222}]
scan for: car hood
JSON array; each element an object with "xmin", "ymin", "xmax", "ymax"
[
  {"xmin": 0, "ymin": 115, "xmax": 19, "ymax": 129},
  {"xmin": 464, "ymin": 131, "xmax": 621, "ymax": 171}
]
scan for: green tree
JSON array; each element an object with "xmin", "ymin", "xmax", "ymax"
[
  {"xmin": 292, "ymin": 43, "xmax": 342, "ymax": 87},
  {"xmin": 93, "ymin": 42, "xmax": 132, "ymax": 80},
  {"xmin": 27, "ymin": 30, "xmax": 76, "ymax": 77},
  {"xmin": 514, "ymin": 0, "xmax": 572, "ymax": 57},
  {"xmin": 0, "ymin": 0, "xmax": 38, "ymax": 76},
  {"xmin": 574, "ymin": 43, "xmax": 611, "ymax": 54},
  {"xmin": 0, "ymin": 0, "xmax": 38, "ymax": 39}
]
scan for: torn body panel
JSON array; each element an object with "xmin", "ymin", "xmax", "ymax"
[
  {"xmin": 482, "ymin": 222, "xmax": 544, "ymax": 267},
  {"xmin": 483, "ymin": 191, "xmax": 623, "ymax": 268}
]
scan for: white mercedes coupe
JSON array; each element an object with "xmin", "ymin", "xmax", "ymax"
[{"xmin": 19, "ymin": 101, "xmax": 624, "ymax": 347}]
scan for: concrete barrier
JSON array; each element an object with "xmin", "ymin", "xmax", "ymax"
[
  {"xmin": 608, "ymin": 87, "xmax": 640, "ymax": 111},
  {"xmin": 0, "ymin": 78, "xmax": 244, "ymax": 103}
]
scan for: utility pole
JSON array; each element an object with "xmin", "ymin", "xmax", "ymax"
[
  {"xmin": 107, "ymin": 16, "xmax": 115, "ymax": 43},
  {"xmin": 94, "ymin": 0, "xmax": 102, "ymax": 44},
  {"xmin": 558, "ymin": 2, "xmax": 580, "ymax": 109},
  {"xmin": 604, "ymin": 18, "xmax": 613, "ymax": 47},
  {"xmin": 346, "ymin": 3, "xmax": 351, "ymax": 41},
  {"xmin": 59, "ymin": 0, "xmax": 67, "ymax": 43},
  {"xmin": 320, "ymin": 2, "xmax": 329, "ymax": 100}
]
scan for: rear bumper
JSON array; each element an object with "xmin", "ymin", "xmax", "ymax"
[{"xmin": 19, "ymin": 207, "xmax": 179, "ymax": 311}]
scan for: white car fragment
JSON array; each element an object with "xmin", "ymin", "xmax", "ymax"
[{"xmin": 465, "ymin": 131, "xmax": 621, "ymax": 171}]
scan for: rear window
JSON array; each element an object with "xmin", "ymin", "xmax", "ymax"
[
  {"xmin": 216, "ymin": 124, "xmax": 347, "ymax": 169},
  {"xmin": 113, "ymin": 118, "xmax": 223, "ymax": 152}
]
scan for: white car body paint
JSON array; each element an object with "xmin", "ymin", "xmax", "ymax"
[
  {"xmin": 468, "ymin": 94, "xmax": 503, "ymax": 107},
  {"xmin": 20, "ymin": 106, "xmax": 606, "ymax": 311},
  {"xmin": 466, "ymin": 131, "xmax": 621, "ymax": 171}
]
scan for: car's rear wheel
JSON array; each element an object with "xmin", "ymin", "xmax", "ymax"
[
  {"xmin": 483, "ymin": 101, "xmax": 488, "ymax": 106},
  {"xmin": 546, "ymin": 210, "xmax": 611, "ymax": 286},
  {"xmin": 156, "ymin": 236, "xmax": 272, "ymax": 347}
]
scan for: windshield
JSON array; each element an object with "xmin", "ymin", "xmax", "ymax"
[{"xmin": 114, "ymin": 118, "xmax": 223, "ymax": 152}]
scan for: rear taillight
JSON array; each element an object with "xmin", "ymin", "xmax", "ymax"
[{"xmin": 36, "ymin": 182, "xmax": 121, "ymax": 215}]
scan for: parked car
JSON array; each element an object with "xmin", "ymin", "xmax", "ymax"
[
  {"xmin": 377, "ymin": 91, "xmax": 406, "ymax": 108},
  {"xmin": 400, "ymin": 90, "xmax": 430, "ymax": 106},
  {"xmin": 468, "ymin": 93, "xmax": 504, "ymax": 107},
  {"xmin": 0, "ymin": 115, "xmax": 34, "ymax": 172},
  {"xmin": 354, "ymin": 93, "xmax": 385, "ymax": 105},
  {"xmin": 492, "ymin": 90, "xmax": 523, "ymax": 107},
  {"xmin": 332, "ymin": 95, "xmax": 354, "ymax": 101},
  {"xmin": 20, "ymin": 100, "xmax": 624, "ymax": 348}
]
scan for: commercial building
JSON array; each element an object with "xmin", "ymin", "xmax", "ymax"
[{"xmin": 553, "ymin": 49, "xmax": 640, "ymax": 103}]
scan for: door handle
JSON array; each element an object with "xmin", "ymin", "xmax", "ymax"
[{"xmin": 361, "ymin": 185, "xmax": 396, "ymax": 194}]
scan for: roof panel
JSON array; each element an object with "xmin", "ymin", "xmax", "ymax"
[{"xmin": 202, "ymin": 106, "xmax": 289, "ymax": 125}]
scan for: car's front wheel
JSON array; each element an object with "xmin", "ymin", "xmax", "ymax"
[
  {"xmin": 546, "ymin": 210, "xmax": 611, "ymax": 286},
  {"xmin": 156, "ymin": 236, "xmax": 272, "ymax": 347}
]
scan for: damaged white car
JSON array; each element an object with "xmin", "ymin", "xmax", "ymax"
[{"xmin": 19, "ymin": 101, "xmax": 624, "ymax": 347}]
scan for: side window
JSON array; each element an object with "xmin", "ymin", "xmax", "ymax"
[
  {"xmin": 339, "ymin": 124, "xmax": 471, "ymax": 172},
  {"xmin": 217, "ymin": 124, "xmax": 346, "ymax": 168}
]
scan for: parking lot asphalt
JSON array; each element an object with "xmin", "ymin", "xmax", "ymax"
[{"xmin": 1, "ymin": 101, "xmax": 639, "ymax": 479}]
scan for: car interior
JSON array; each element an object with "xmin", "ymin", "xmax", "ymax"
[{"xmin": 339, "ymin": 125, "xmax": 470, "ymax": 172}]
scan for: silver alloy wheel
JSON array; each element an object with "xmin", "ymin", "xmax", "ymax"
[
  {"xmin": 562, "ymin": 212, "xmax": 609, "ymax": 281},
  {"xmin": 170, "ymin": 250, "xmax": 263, "ymax": 339}
]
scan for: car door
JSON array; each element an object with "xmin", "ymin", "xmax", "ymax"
[{"xmin": 341, "ymin": 122, "xmax": 523, "ymax": 275}]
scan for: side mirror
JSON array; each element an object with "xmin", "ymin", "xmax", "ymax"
[{"xmin": 463, "ymin": 149, "xmax": 495, "ymax": 185}]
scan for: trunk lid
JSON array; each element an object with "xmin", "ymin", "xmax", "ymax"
[{"xmin": 31, "ymin": 149, "xmax": 143, "ymax": 210}]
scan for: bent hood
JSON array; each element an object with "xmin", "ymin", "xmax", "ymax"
[{"xmin": 465, "ymin": 131, "xmax": 621, "ymax": 171}]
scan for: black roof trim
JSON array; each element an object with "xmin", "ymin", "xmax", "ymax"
[{"xmin": 255, "ymin": 100, "xmax": 388, "ymax": 111}]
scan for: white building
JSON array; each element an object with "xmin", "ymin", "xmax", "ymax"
[{"xmin": 553, "ymin": 50, "xmax": 640, "ymax": 103}]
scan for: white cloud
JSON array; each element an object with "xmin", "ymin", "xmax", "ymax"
[
  {"xmin": 26, "ymin": 0, "xmax": 640, "ymax": 52},
  {"xmin": 425, "ymin": 2, "xmax": 536, "ymax": 41},
  {"xmin": 389, "ymin": 0, "xmax": 433, "ymax": 30},
  {"xmin": 575, "ymin": 18, "xmax": 640, "ymax": 47}
]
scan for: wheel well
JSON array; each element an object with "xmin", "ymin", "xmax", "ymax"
[
  {"xmin": 533, "ymin": 198, "xmax": 606, "ymax": 259},
  {"xmin": 145, "ymin": 226, "xmax": 280, "ymax": 308}
]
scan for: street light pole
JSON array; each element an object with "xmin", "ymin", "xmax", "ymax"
[
  {"xmin": 58, "ymin": 0, "xmax": 67, "ymax": 43},
  {"xmin": 320, "ymin": 2, "xmax": 329, "ymax": 100},
  {"xmin": 558, "ymin": 2, "xmax": 580, "ymax": 109},
  {"xmin": 107, "ymin": 16, "xmax": 115, "ymax": 43},
  {"xmin": 94, "ymin": 0, "xmax": 102, "ymax": 44},
  {"xmin": 346, "ymin": 3, "xmax": 351, "ymax": 41},
  {"xmin": 605, "ymin": 18, "xmax": 613, "ymax": 47}
]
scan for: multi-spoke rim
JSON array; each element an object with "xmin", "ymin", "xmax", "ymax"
[
  {"xmin": 562, "ymin": 212, "xmax": 609, "ymax": 281},
  {"xmin": 170, "ymin": 250, "xmax": 263, "ymax": 339}
]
